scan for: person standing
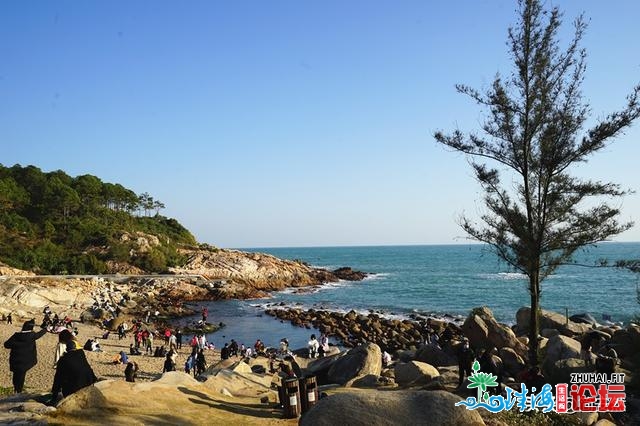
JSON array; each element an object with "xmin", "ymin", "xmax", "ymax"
[
  {"xmin": 457, "ymin": 338, "xmax": 476, "ymax": 388},
  {"xmin": 196, "ymin": 348, "xmax": 207, "ymax": 375},
  {"xmin": 308, "ymin": 334, "xmax": 320, "ymax": 359},
  {"xmin": 4, "ymin": 319, "xmax": 47, "ymax": 393},
  {"xmin": 176, "ymin": 329, "xmax": 183, "ymax": 349},
  {"xmin": 168, "ymin": 332, "xmax": 177, "ymax": 352}
]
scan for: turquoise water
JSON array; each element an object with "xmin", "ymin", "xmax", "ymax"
[{"xmin": 190, "ymin": 243, "xmax": 639, "ymax": 351}]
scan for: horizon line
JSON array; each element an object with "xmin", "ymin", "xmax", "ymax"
[{"xmin": 231, "ymin": 240, "xmax": 640, "ymax": 251}]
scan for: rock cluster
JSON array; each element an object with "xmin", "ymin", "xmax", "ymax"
[
  {"xmin": 266, "ymin": 304, "xmax": 640, "ymax": 394},
  {"xmin": 169, "ymin": 248, "xmax": 368, "ymax": 299},
  {"xmin": 265, "ymin": 308, "xmax": 435, "ymax": 352}
]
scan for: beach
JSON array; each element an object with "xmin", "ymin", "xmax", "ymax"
[{"xmin": 0, "ymin": 311, "xmax": 213, "ymax": 394}]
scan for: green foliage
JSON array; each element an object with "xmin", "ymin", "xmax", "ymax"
[
  {"xmin": 0, "ymin": 163, "xmax": 197, "ymax": 274},
  {"xmin": 434, "ymin": 0, "xmax": 640, "ymax": 364}
]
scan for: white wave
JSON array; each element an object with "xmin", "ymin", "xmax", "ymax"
[
  {"xmin": 363, "ymin": 273, "xmax": 390, "ymax": 281},
  {"xmin": 479, "ymin": 272, "xmax": 527, "ymax": 280}
]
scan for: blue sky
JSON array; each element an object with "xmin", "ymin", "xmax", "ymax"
[{"xmin": 2, "ymin": 1, "xmax": 639, "ymax": 248}]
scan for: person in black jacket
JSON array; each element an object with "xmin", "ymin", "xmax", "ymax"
[
  {"xmin": 3, "ymin": 319, "xmax": 47, "ymax": 393},
  {"xmin": 51, "ymin": 340, "xmax": 97, "ymax": 399},
  {"xmin": 457, "ymin": 338, "xmax": 476, "ymax": 388}
]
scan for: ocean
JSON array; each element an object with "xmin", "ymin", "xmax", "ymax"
[{"xmin": 183, "ymin": 242, "xmax": 640, "ymax": 351}]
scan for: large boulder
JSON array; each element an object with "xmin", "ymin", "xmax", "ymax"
[
  {"xmin": 544, "ymin": 358, "xmax": 590, "ymax": 385},
  {"xmin": 544, "ymin": 335, "xmax": 581, "ymax": 365},
  {"xmin": 202, "ymin": 369, "xmax": 272, "ymax": 398},
  {"xmin": 610, "ymin": 326, "xmax": 640, "ymax": 361},
  {"xmin": 498, "ymin": 347, "xmax": 526, "ymax": 377},
  {"xmin": 516, "ymin": 307, "xmax": 591, "ymax": 337},
  {"xmin": 415, "ymin": 344, "xmax": 457, "ymax": 367},
  {"xmin": 569, "ymin": 313, "xmax": 598, "ymax": 327},
  {"xmin": 327, "ymin": 343, "xmax": 382, "ymax": 386},
  {"xmin": 305, "ymin": 353, "xmax": 345, "ymax": 385},
  {"xmin": 299, "ymin": 390, "xmax": 485, "ymax": 426},
  {"xmin": 52, "ymin": 373, "xmax": 290, "ymax": 424},
  {"xmin": 462, "ymin": 307, "xmax": 527, "ymax": 357},
  {"xmin": 394, "ymin": 361, "xmax": 440, "ymax": 386}
]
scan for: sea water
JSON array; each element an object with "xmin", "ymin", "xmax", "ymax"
[{"xmin": 185, "ymin": 243, "xmax": 639, "ymax": 350}]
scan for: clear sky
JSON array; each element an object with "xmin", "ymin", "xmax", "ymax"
[{"xmin": 1, "ymin": 1, "xmax": 639, "ymax": 248}]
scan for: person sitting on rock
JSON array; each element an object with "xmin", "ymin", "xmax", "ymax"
[
  {"xmin": 51, "ymin": 334, "xmax": 98, "ymax": 400},
  {"xmin": 441, "ymin": 326, "xmax": 454, "ymax": 347},
  {"xmin": 163, "ymin": 351, "xmax": 176, "ymax": 373},
  {"xmin": 90, "ymin": 338, "xmax": 103, "ymax": 352},
  {"xmin": 229, "ymin": 339, "xmax": 239, "ymax": 357},
  {"xmin": 382, "ymin": 351, "xmax": 392, "ymax": 367},
  {"xmin": 581, "ymin": 331, "xmax": 603, "ymax": 367},
  {"xmin": 125, "ymin": 361, "xmax": 138, "ymax": 382},
  {"xmin": 130, "ymin": 344, "xmax": 141, "ymax": 356},
  {"xmin": 319, "ymin": 334, "xmax": 329, "ymax": 357},
  {"xmin": 456, "ymin": 338, "xmax": 475, "ymax": 388},
  {"xmin": 308, "ymin": 334, "xmax": 320, "ymax": 359},
  {"xmin": 221, "ymin": 343, "xmax": 230, "ymax": 360},
  {"xmin": 595, "ymin": 344, "xmax": 618, "ymax": 377},
  {"xmin": 254, "ymin": 339, "xmax": 265, "ymax": 356},
  {"xmin": 279, "ymin": 338, "xmax": 290, "ymax": 356},
  {"xmin": 479, "ymin": 347, "xmax": 503, "ymax": 395},
  {"xmin": 284, "ymin": 355, "xmax": 303, "ymax": 378}
]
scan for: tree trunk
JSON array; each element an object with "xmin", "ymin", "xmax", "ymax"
[{"xmin": 528, "ymin": 274, "xmax": 540, "ymax": 365}]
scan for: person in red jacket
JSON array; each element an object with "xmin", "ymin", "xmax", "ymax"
[{"xmin": 3, "ymin": 319, "xmax": 47, "ymax": 393}]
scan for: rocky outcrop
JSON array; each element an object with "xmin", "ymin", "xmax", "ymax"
[
  {"xmin": 0, "ymin": 278, "xmax": 95, "ymax": 317},
  {"xmin": 543, "ymin": 335, "xmax": 581, "ymax": 365},
  {"xmin": 544, "ymin": 358, "xmax": 590, "ymax": 385},
  {"xmin": 327, "ymin": 343, "xmax": 382, "ymax": 386},
  {"xmin": 50, "ymin": 373, "xmax": 280, "ymax": 425},
  {"xmin": 516, "ymin": 307, "xmax": 591, "ymax": 337},
  {"xmin": 169, "ymin": 248, "xmax": 367, "ymax": 299},
  {"xmin": 394, "ymin": 361, "xmax": 440, "ymax": 386},
  {"xmin": 265, "ymin": 308, "xmax": 425, "ymax": 351},
  {"xmin": 462, "ymin": 307, "xmax": 528, "ymax": 357},
  {"xmin": 0, "ymin": 394, "xmax": 56, "ymax": 424},
  {"xmin": 414, "ymin": 344, "xmax": 457, "ymax": 367},
  {"xmin": 332, "ymin": 267, "xmax": 367, "ymax": 281},
  {"xmin": 0, "ymin": 262, "xmax": 34, "ymax": 276},
  {"xmin": 610, "ymin": 326, "xmax": 640, "ymax": 361},
  {"xmin": 299, "ymin": 390, "xmax": 485, "ymax": 426},
  {"xmin": 499, "ymin": 347, "xmax": 526, "ymax": 376}
]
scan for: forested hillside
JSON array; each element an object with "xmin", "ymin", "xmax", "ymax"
[{"xmin": 0, "ymin": 164, "xmax": 197, "ymax": 274}]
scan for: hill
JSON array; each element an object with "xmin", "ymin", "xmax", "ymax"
[{"xmin": 0, "ymin": 164, "xmax": 196, "ymax": 274}]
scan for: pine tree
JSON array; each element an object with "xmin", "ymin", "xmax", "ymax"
[{"xmin": 435, "ymin": 0, "xmax": 640, "ymax": 364}]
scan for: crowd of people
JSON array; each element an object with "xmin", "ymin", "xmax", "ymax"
[{"xmin": 4, "ymin": 299, "xmax": 623, "ymax": 407}]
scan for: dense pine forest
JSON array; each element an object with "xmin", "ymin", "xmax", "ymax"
[{"xmin": 0, "ymin": 164, "xmax": 197, "ymax": 274}]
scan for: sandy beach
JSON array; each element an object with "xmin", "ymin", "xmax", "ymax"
[{"xmin": 0, "ymin": 311, "xmax": 216, "ymax": 395}]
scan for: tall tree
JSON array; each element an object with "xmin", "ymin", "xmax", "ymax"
[
  {"xmin": 152, "ymin": 200, "xmax": 165, "ymax": 216},
  {"xmin": 434, "ymin": 0, "xmax": 640, "ymax": 364}
]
